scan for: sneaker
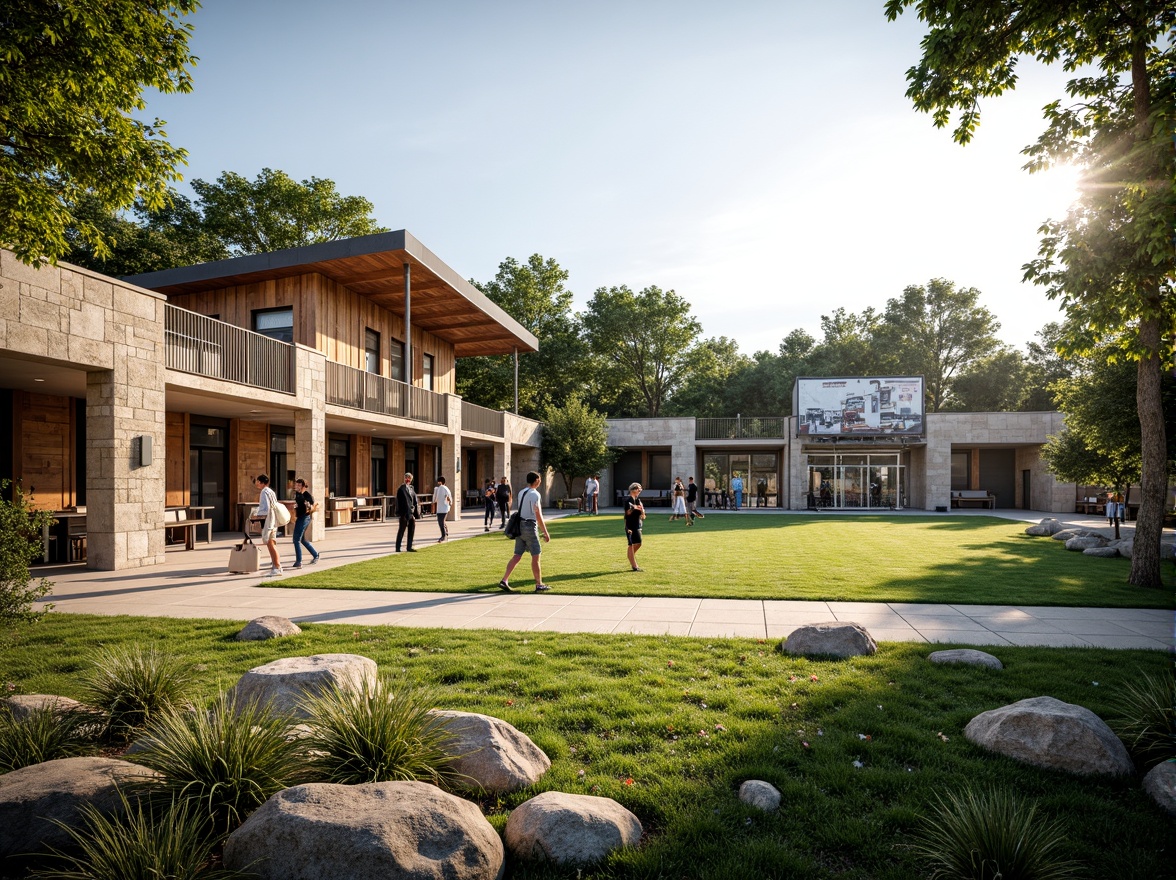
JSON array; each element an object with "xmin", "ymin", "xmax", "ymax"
[
  {"xmin": 311, "ymin": 555, "xmax": 320, "ymax": 564},
  {"xmin": 407, "ymin": 548, "xmax": 417, "ymax": 552},
  {"xmin": 484, "ymin": 526, "xmax": 490, "ymax": 532},
  {"xmin": 631, "ymin": 567, "xmax": 644, "ymax": 572},
  {"xmin": 498, "ymin": 580, "xmax": 515, "ymax": 592},
  {"xmin": 264, "ymin": 567, "xmax": 283, "ymax": 578},
  {"xmin": 291, "ymin": 563, "xmax": 302, "ymax": 569},
  {"xmin": 534, "ymin": 584, "xmax": 551, "ymax": 592}
]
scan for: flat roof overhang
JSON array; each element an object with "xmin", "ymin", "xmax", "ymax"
[{"xmin": 124, "ymin": 231, "xmax": 538, "ymax": 358}]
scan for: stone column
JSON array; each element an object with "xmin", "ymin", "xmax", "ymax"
[
  {"xmin": 85, "ymin": 284, "xmax": 167, "ymax": 569},
  {"xmin": 295, "ymin": 347, "xmax": 328, "ymax": 540}
]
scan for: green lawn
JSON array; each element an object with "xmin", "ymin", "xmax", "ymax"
[
  {"xmin": 283, "ymin": 514, "xmax": 1174, "ymax": 608},
  {"xmin": 2, "ymin": 614, "xmax": 1171, "ymax": 880}
]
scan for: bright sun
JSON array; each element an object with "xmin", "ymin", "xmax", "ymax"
[{"xmin": 1034, "ymin": 162, "xmax": 1084, "ymax": 213}]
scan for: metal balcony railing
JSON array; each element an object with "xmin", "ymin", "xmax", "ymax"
[
  {"xmin": 461, "ymin": 400, "xmax": 505, "ymax": 437},
  {"xmin": 325, "ymin": 361, "xmax": 448, "ymax": 427},
  {"xmin": 165, "ymin": 305, "xmax": 294, "ymax": 394},
  {"xmin": 696, "ymin": 416, "xmax": 789, "ymax": 440}
]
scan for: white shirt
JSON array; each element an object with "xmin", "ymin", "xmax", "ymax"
[
  {"xmin": 518, "ymin": 486, "xmax": 541, "ymax": 520},
  {"xmin": 584, "ymin": 477, "xmax": 599, "ymax": 496},
  {"xmin": 433, "ymin": 485, "xmax": 452, "ymax": 514}
]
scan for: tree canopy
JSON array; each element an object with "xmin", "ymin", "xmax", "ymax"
[
  {"xmin": 886, "ymin": 0, "xmax": 1175, "ymax": 587},
  {"xmin": 0, "ymin": 0, "xmax": 199, "ymax": 265},
  {"xmin": 539, "ymin": 395, "xmax": 616, "ymax": 499}
]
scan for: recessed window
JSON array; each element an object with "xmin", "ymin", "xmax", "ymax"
[
  {"xmin": 390, "ymin": 338, "xmax": 405, "ymax": 382},
  {"xmin": 252, "ymin": 307, "xmax": 293, "ymax": 343},
  {"xmin": 422, "ymin": 353, "xmax": 434, "ymax": 391},
  {"xmin": 365, "ymin": 328, "xmax": 380, "ymax": 375}
]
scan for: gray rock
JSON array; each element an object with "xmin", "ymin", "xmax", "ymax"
[
  {"xmin": 1083, "ymin": 546, "xmax": 1121, "ymax": 558},
  {"xmin": 738, "ymin": 780, "xmax": 781, "ymax": 812},
  {"xmin": 504, "ymin": 791, "xmax": 642, "ymax": 867},
  {"xmin": 1142, "ymin": 761, "xmax": 1176, "ymax": 816},
  {"xmin": 781, "ymin": 621, "xmax": 877, "ymax": 658},
  {"xmin": 928, "ymin": 649, "xmax": 1003, "ymax": 669},
  {"xmin": 1052, "ymin": 528, "xmax": 1091, "ymax": 541},
  {"xmin": 228, "ymin": 654, "xmax": 377, "ymax": 719},
  {"xmin": 1112, "ymin": 538, "xmax": 1133, "ymax": 556},
  {"xmin": 1065, "ymin": 535, "xmax": 1109, "ymax": 551},
  {"xmin": 236, "ymin": 616, "xmax": 302, "ymax": 641},
  {"xmin": 964, "ymin": 696, "xmax": 1133, "ymax": 776},
  {"xmin": 1025, "ymin": 518, "xmax": 1065, "ymax": 537},
  {"xmin": 0, "ymin": 757, "xmax": 158, "ymax": 861},
  {"xmin": 431, "ymin": 710, "xmax": 551, "ymax": 794},
  {"xmin": 3, "ymin": 694, "xmax": 82, "ymax": 721},
  {"xmin": 222, "ymin": 780, "xmax": 503, "ymax": 880}
]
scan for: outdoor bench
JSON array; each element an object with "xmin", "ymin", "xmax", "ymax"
[
  {"xmin": 161, "ymin": 508, "xmax": 213, "ymax": 549},
  {"xmin": 951, "ymin": 490, "xmax": 996, "ymax": 509}
]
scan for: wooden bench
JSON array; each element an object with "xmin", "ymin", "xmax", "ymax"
[
  {"xmin": 951, "ymin": 490, "xmax": 996, "ymax": 509},
  {"xmin": 162, "ymin": 508, "xmax": 213, "ymax": 549},
  {"xmin": 352, "ymin": 497, "xmax": 383, "ymax": 522}
]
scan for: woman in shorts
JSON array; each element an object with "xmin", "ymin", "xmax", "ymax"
[{"xmin": 624, "ymin": 482, "xmax": 647, "ymax": 571}]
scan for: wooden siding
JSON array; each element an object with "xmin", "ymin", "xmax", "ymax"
[
  {"xmin": 165, "ymin": 412, "xmax": 189, "ymax": 507},
  {"xmin": 166, "ymin": 272, "xmax": 455, "ymax": 394},
  {"xmin": 230, "ymin": 420, "xmax": 270, "ymax": 522},
  {"xmin": 14, "ymin": 392, "xmax": 74, "ymax": 511}
]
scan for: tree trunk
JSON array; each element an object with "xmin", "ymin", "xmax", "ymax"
[{"xmin": 1130, "ymin": 331, "xmax": 1166, "ymax": 587}]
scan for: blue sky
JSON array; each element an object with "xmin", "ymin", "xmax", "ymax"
[{"xmin": 143, "ymin": 0, "xmax": 1081, "ymax": 355}]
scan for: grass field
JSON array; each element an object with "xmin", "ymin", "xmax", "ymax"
[
  {"xmin": 2, "ymin": 614, "xmax": 1170, "ymax": 880},
  {"xmin": 280, "ymin": 514, "xmax": 1174, "ymax": 608}
]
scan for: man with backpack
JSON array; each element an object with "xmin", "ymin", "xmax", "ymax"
[
  {"xmin": 495, "ymin": 476, "xmax": 512, "ymax": 529},
  {"xmin": 498, "ymin": 471, "xmax": 550, "ymax": 593}
]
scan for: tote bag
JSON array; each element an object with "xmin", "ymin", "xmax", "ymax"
[{"xmin": 266, "ymin": 489, "xmax": 291, "ymax": 526}]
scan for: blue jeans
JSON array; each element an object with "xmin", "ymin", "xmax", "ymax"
[{"xmin": 292, "ymin": 515, "xmax": 317, "ymax": 565}]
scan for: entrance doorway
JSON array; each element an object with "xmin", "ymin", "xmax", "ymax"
[
  {"xmin": 806, "ymin": 452, "xmax": 904, "ymax": 509},
  {"xmin": 189, "ymin": 422, "xmax": 228, "ymax": 532},
  {"xmin": 701, "ymin": 452, "xmax": 780, "ymax": 507}
]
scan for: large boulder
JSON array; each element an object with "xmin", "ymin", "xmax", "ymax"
[
  {"xmin": 1025, "ymin": 518, "xmax": 1065, "ymax": 537},
  {"xmin": 504, "ymin": 791, "xmax": 642, "ymax": 867},
  {"xmin": 1065, "ymin": 534, "xmax": 1109, "ymax": 552},
  {"xmin": 223, "ymin": 781, "xmax": 504, "ymax": 880},
  {"xmin": 928, "ymin": 649, "xmax": 1003, "ymax": 670},
  {"xmin": 1051, "ymin": 528, "xmax": 1092, "ymax": 542},
  {"xmin": 738, "ymin": 780, "xmax": 781, "ymax": 812},
  {"xmin": 964, "ymin": 696, "xmax": 1133, "ymax": 776},
  {"xmin": 0, "ymin": 757, "xmax": 157, "ymax": 862},
  {"xmin": 236, "ymin": 616, "xmax": 302, "ymax": 641},
  {"xmin": 781, "ymin": 622, "xmax": 876, "ymax": 658},
  {"xmin": 1142, "ymin": 761, "xmax": 1176, "ymax": 817},
  {"xmin": 228, "ymin": 654, "xmax": 377, "ymax": 719},
  {"xmin": 431, "ymin": 710, "xmax": 550, "ymax": 794},
  {"xmin": 1083, "ymin": 546, "xmax": 1121, "ymax": 558},
  {"xmin": 3, "ymin": 694, "xmax": 82, "ymax": 721}
]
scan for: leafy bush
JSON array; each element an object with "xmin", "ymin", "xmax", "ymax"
[
  {"xmin": 133, "ymin": 691, "xmax": 308, "ymax": 837},
  {"xmin": 0, "ymin": 704, "xmax": 95, "ymax": 772},
  {"xmin": 0, "ymin": 478, "xmax": 55, "ymax": 628},
  {"xmin": 1108, "ymin": 669, "xmax": 1176, "ymax": 769},
  {"xmin": 303, "ymin": 674, "xmax": 462, "ymax": 787},
  {"xmin": 911, "ymin": 786, "xmax": 1080, "ymax": 880},
  {"xmin": 78, "ymin": 645, "xmax": 191, "ymax": 742},
  {"xmin": 29, "ymin": 789, "xmax": 248, "ymax": 880}
]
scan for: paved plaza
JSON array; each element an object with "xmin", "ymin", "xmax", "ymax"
[{"xmin": 33, "ymin": 509, "xmax": 1174, "ymax": 651}]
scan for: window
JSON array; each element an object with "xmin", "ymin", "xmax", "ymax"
[
  {"xmin": 328, "ymin": 435, "xmax": 350, "ymax": 497},
  {"xmin": 364, "ymin": 328, "xmax": 380, "ymax": 374},
  {"xmin": 390, "ymin": 338, "xmax": 405, "ymax": 382},
  {"xmin": 422, "ymin": 353, "xmax": 434, "ymax": 391},
  {"xmin": 371, "ymin": 441, "xmax": 387, "ymax": 497},
  {"xmin": 950, "ymin": 452, "xmax": 970, "ymax": 491},
  {"xmin": 252, "ymin": 307, "xmax": 293, "ymax": 343}
]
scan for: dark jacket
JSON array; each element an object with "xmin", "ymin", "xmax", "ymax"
[{"xmin": 396, "ymin": 483, "xmax": 419, "ymax": 519}]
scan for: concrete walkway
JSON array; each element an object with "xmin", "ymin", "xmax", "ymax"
[{"xmin": 34, "ymin": 508, "xmax": 1174, "ymax": 651}]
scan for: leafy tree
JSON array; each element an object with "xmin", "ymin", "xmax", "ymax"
[
  {"xmin": 1019, "ymin": 323, "xmax": 1077, "ymax": 411},
  {"xmin": 191, "ymin": 168, "xmax": 387, "ymax": 256},
  {"xmin": 457, "ymin": 255, "xmax": 593, "ymax": 418},
  {"xmin": 876, "ymin": 279, "xmax": 1002, "ymax": 412},
  {"xmin": 885, "ymin": 0, "xmax": 1175, "ymax": 587},
  {"xmin": 945, "ymin": 348, "xmax": 1027, "ymax": 412},
  {"xmin": 0, "ymin": 480, "xmax": 54, "ymax": 628},
  {"xmin": 581, "ymin": 285, "xmax": 702, "ymax": 417},
  {"xmin": 539, "ymin": 395, "xmax": 616, "ymax": 499},
  {"xmin": 0, "ymin": 0, "xmax": 198, "ymax": 265},
  {"xmin": 664, "ymin": 337, "xmax": 750, "ymax": 417}
]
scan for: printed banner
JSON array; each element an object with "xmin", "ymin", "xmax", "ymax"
[{"xmin": 795, "ymin": 377, "xmax": 925, "ymax": 436}]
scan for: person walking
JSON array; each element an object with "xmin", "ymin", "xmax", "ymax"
[
  {"xmin": 670, "ymin": 477, "xmax": 689, "ymax": 524},
  {"xmin": 496, "ymin": 476, "xmax": 512, "ymax": 528},
  {"xmin": 395, "ymin": 473, "xmax": 419, "ymax": 552},
  {"xmin": 624, "ymin": 482, "xmax": 647, "ymax": 571},
  {"xmin": 252, "ymin": 474, "xmax": 284, "ymax": 577},
  {"xmin": 584, "ymin": 474, "xmax": 600, "ymax": 515},
  {"xmin": 290, "ymin": 478, "xmax": 321, "ymax": 568},
  {"xmin": 483, "ymin": 478, "xmax": 497, "ymax": 531},
  {"xmin": 433, "ymin": 476, "xmax": 452, "ymax": 542},
  {"xmin": 498, "ymin": 471, "xmax": 551, "ymax": 592},
  {"xmin": 731, "ymin": 473, "xmax": 744, "ymax": 510},
  {"xmin": 687, "ymin": 476, "xmax": 704, "ymax": 521}
]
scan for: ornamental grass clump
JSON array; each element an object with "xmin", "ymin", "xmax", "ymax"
[
  {"xmin": 79, "ymin": 644, "xmax": 192, "ymax": 743},
  {"xmin": 29, "ymin": 789, "xmax": 248, "ymax": 880},
  {"xmin": 1108, "ymin": 669, "xmax": 1176, "ymax": 770},
  {"xmin": 0, "ymin": 704, "xmax": 95, "ymax": 772},
  {"xmin": 911, "ymin": 786, "xmax": 1080, "ymax": 880},
  {"xmin": 133, "ymin": 691, "xmax": 308, "ymax": 837},
  {"xmin": 303, "ymin": 673, "xmax": 462, "ymax": 787}
]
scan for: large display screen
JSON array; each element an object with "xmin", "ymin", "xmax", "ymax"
[{"xmin": 794, "ymin": 377, "xmax": 925, "ymax": 436}]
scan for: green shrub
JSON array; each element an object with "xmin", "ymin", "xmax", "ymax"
[
  {"xmin": 133, "ymin": 691, "xmax": 308, "ymax": 836},
  {"xmin": 29, "ymin": 790, "xmax": 247, "ymax": 880},
  {"xmin": 911, "ymin": 786, "xmax": 1080, "ymax": 880},
  {"xmin": 0, "ymin": 704, "xmax": 95, "ymax": 772},
  {"xmin": 1108, "ymin": 669, "xmax": 1176, "ymax": 769},
  {"xmin": 0, "ymin": 478, "xmax": 55, "ymax": 628},
  {"xmin": 78, "ymin": 644, "xmax": 191, "ymax": 742},
  {"xmin": 303, "ymin": 674, "xmax": 462, "ymax": 787}
]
